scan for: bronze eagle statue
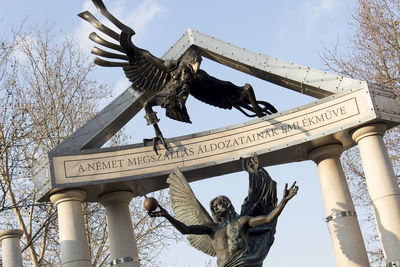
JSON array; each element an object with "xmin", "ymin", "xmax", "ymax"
[
  {"xmin": 148, "ymin": 153, "xmax": 298, "ymax": 266},
  {"xmin": 79, "ymin": 0, "xmax": 277, "ymax": 153}
]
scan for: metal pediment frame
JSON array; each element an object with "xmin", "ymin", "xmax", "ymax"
[
  {"xmin": 32, "ymin": 29, "xmax": 400, "ymax": 201},
  {"xmin": 50, "ymin": 28, "xmax": 367, "ymax": 153}
]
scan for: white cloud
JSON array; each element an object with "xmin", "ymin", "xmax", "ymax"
[
  {"xmin": 111, "ymin": 77, "xmax": 130, "ymax": 98},
  {"xmin": 74, "ymin": 0, "xmax": 163, "ymax": 55},
  {"xmin": 306, "ymin": 0, "xmax": 335, "ymax": 34},
  {"xmin": 122, "ymin": 0, "xmax": 163, "ymax": 34}
]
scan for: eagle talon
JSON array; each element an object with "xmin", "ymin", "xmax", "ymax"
[{"xmin": 143, "ymin": 135, "xmax": 169, "ymax": 154}]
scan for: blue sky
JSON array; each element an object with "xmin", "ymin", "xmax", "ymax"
[{"xmin": 1, "ymin": 0, "xmax": 360, "ymax": 266}]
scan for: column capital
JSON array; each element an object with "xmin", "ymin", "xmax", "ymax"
[
  {"xmin": 351, "ymin": 123, "xmax": 388, "ymax": 143},
  {"xmin": 98, "ymin": 191, "xmax": 134, "ymax": 206},
  {"xmin": 0, "ymin": 229, "xmax": 24, "ymax": 242},
  {"xmin": 50, "ymin": 189, "xmax": 87, "ymax": 205},
  {"xmin": 308, "ymin": 144, "xmax": 343, "ymax": 164}
]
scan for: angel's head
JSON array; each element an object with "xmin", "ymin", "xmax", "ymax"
[
  {"xmin": 181, "ymin": 49, "xmax": 202, "ymax": 73},
  {"xmin": 210, "ymin": 195, "xmax": 235, "ymax": 222}
]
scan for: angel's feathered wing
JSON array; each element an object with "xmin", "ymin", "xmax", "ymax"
[
  {"xmin": 189, "ymin": 70, "xmax": 277, "ymax": 117},
  {"xmin": 240, "ymin": 153, "xmax": 278, "ymax": 264},
  {"xmin": 167, "ymin": 169, "xmax": 216, "ymax": 256},
  {"xmin": 78, "ymin": 0, "xmax": 170, "ymax": 92}
]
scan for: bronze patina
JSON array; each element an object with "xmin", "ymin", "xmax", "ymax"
[
  {"xmin": 79, "ymin": 0, "xmax": 277, "ymax": 153},
  {"xmin": 149, "ymin": 153, "xmax": 298, "ymax": 267}
]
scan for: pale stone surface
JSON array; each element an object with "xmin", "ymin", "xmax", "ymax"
[
  {"xmin": 99, "ymin": 191, "xmax": 140, "ymax": 267},
  {"xmin": 352, "ymin": 123, "xmax": 400, "ymax": 263},
  {"xmin": 50, "ymin": 190, "xmax": 92, "ymax": 267},
  {"xmin": 309, "ymin": 144, "xmax": 370, "ymax": 267},
  {"xmin": 0, "ymin": 229, "xmax": 24, "ymax": 267}
]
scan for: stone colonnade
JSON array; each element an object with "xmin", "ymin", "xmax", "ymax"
[
  {"xmin": 49, "ymin": 189, "xmax": 140, "ymax": 267},
  {"xmin": 4, "ymin": 122, "xmax": 399, "ymax": 267},
  {"xmin": 309, "ymin": 123, "xmax": 400, "ymax": 267},
  {"xmin": 0, "ymin": 190, "xmax": 140, "ymax": 267},
  {"xmin": 351, "ymin": 124, "xmax": 400, "ymax": 267}
]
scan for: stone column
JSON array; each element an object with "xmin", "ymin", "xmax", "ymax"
[
  {"xmin": 352, "ymin": 123, "xmax": 400, "ymax": 266},
  {"xmin": 0, "ymin": 229, "xmax": 24, "ymax": 267},
  {"xmin": 50, "ymin": 190, "xmax": 91, "ymax": 267},
  {"xmin": 99, "ymin": 191, "xmax": 140, "ymax": 267},
  {"xmin": 309, "ymin": 144, "xmax": 370, "ymax": 267}
]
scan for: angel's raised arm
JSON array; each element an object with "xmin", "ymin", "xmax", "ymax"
[
  {"xmin": 149, "ymin": 205, "xmax": 213, "ymax": 235},
  {"xmin": 247, "ymin": 182, "xmax": 298, "ymax": 228}
]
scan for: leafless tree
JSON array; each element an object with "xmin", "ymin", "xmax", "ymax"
[
  {"xmin": 322, "ymin": 0, "xmax": 399, "ymax": 265},
  {"xmin": 0, "ymin": 22, "xmax": 178, "ymax": 266}
]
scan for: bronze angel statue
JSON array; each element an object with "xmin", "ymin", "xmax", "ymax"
[
  {"xmin": 148, "ymin": 153, "xmax": 298, "ymax": 267},
  {"xmin": 79, "ymin": 0, "xmax": 277, "ymax": 153}
]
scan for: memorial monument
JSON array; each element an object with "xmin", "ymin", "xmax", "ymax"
[{"xmin": 28, "ymin": 0, "xmax": 400, "ymax": 266}]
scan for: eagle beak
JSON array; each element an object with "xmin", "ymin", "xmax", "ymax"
[{"xmin": 192, "ymin": 62, "xmax": 200, "ymax": 73}]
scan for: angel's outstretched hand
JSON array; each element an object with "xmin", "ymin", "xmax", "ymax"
[
  {"xmin": 283, "ymin": 181, "xmax": 298, "ymax": 201},
  {"xmin": 148, "ymin": 205, "xmax": 169, "ymax": 218}
]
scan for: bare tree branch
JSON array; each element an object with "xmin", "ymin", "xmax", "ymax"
[
  {"xmin": 0, "ymin": 21, "xmax": 179, "ymax": 266},
  {"xmin": 322, "ymin": 1, "xmax": 400, "ymax": 265}
]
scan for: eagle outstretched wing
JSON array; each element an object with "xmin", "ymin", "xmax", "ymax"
[
  {"xmin": 240, "ymin": 153, "xmax": 278, "ymax": 263},
  {"xmin": 190, "ymin": 70, "xmax": 278, "ymax": 117},
  {"xmin": 78, "ymin": 0, "xmax": 170, "ymax": 92},
  {"xmin": 167, "ymin": 169, "xmax": 216, "ymax": 257}
]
